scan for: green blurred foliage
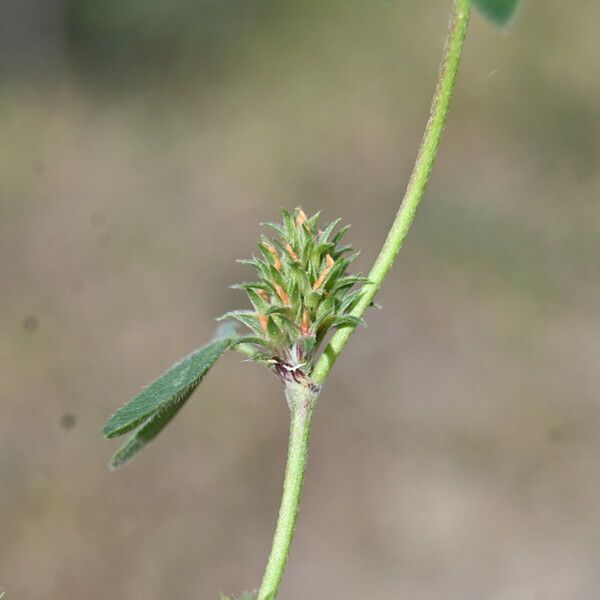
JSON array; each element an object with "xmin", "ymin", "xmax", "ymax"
[
  {"xmin": 64, "ymin": 0, "xmax": 268, "ymax": 78},
  {"xmin": 474, "ymin": 0, "xmax": 520, "ymax": 24}
]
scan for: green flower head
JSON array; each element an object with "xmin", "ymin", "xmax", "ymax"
[{"xmin": 220, "ymin": 208, "xmax": 366, "ymax": 383}]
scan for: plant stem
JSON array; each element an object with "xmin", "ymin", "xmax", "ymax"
[
  {"xmin": 257, "ymin": 382, "xmax": 317, "ymax": 600},
  {"xmin": 256, "ymin": 1, "xmax": 471, "ymax": 597},
  {"xmin": 311, "ymin": 0, "xmax": 471, "ymax": 386}
]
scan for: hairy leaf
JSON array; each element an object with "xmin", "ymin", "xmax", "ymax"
[
  {"xmin": 103, "ymin": 335, "xmax": 235, "ymax": 438},
  {"xmin": 109, "ymin": 393, "xmax": 188, "ymax": 468},
  {"xmin": 474, "ymin": 0, "xmax": 520, "ymax": 24}
]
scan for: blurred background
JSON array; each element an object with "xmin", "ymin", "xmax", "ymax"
[{"xmin": 1, "ymin": 0, "xmax": 599, "ymax": 598}]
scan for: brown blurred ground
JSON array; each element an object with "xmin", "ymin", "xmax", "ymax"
[{"xmin": 1, "ymin": 1, "xmax": 600, "ymax": 598}]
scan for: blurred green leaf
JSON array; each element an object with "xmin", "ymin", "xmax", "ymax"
[
  {"xmin": 474, "ymin": 0, "xmax": 520, "ymax": 24},
  {"xmin": 220, "ymin": 593, "xmax": 257, "ymax": 600},
  {"xmin": 103, "ymin": 335, "xmax": 236, "ymax": 439}
]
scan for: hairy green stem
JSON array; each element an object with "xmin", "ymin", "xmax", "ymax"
[
  {"xmin": 257, "ymin": 381, "xmax": 318, "ymax": 600},
  {"xmin": 256, "ymin": 1, "xmax": 471, "ymax": 597},
  {"xmin": 312, "ymin": 0, "xmax": 471, "ymax": 386}
]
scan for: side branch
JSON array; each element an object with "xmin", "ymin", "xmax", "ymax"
[{"xmin": 311, "ymin": 0, "xmax": 472, "ymax": 386}]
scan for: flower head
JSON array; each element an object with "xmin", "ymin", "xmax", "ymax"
[{"xmin": 220, "ymin": 208, "xmax": 366, "ymax": 382}]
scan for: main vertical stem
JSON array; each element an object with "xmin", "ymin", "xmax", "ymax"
[
  {"xmin": 256, "ymin": 1, "xmax": 471, "ymax": 597},
  {"xmin": 257, "ymin": 382, "xmax": 317, "ymax": 600}
]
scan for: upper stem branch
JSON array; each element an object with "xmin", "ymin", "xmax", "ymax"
[{"xmin": 311, "ymin": 0, "xmax": 472, "ymax": 386}]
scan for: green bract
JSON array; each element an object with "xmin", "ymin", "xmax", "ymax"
[{"xmin": 220, "ymin": 208, "xmax": 366, "ymax": 383}]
